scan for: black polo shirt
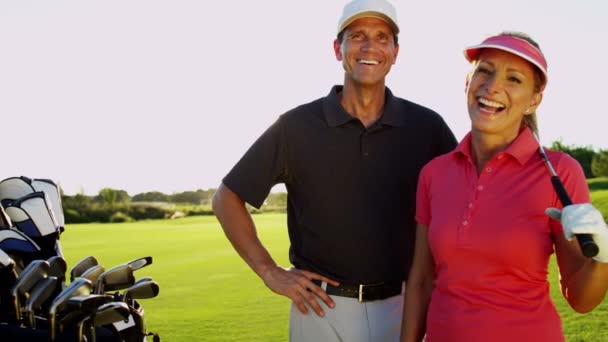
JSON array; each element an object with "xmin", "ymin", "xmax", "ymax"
[{"xmin": 223, "ymin": 85, "xmax": 456, "ymax": 284}]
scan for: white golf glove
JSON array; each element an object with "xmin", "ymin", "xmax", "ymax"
[{"xmin": 546, "ymin": 203, "xmax": 608, "ymax": 263}]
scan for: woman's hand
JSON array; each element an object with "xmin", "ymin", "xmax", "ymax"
[{"xmin": 547, "ymin": 203, "xmax": 608, "ymax": 262}]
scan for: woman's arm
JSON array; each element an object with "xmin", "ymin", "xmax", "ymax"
[
  {"xmin": 554, "ymin": 210, "xmax": 608, "ymax": 313},
  {"xmin": 401, "ymin": 223, "xmax": 435, "ymax": 342}
]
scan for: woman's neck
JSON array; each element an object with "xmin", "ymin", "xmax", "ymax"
[{"xmin": 470, "ymin": 130, "xmax": 518, "ymax": 174}]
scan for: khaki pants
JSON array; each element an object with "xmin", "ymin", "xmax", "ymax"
[{"xmin": 289, "ymin": 284, "xmax": 404, "ymax": 342}]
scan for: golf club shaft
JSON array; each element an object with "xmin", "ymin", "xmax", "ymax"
[
  {"xmin": 549, "ymin": 175, "xmax": 599, "ymax": 257},
  {"xmin": 535, "ymin": 138, "xmax": 599, "ymax": 257}
]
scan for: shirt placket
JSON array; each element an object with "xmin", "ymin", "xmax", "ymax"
[{"xmin": 458, "ymin": 152, "xmax": 505, "ymax": 242}]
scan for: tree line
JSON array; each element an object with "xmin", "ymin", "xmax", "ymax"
[
  {"xmin": 60, "ymin": 141, "xmax": 607, "ymax": 224},
  {"xmin": 550, "ymin": 141, "xmax": 608, "ymax": 178},
  {"xmin": 61, "ymin": 188, "xmax": 288, "ymax": 224}
]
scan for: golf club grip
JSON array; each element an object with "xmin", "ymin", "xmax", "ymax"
[{"xmin": 551, "ymin": 176, "xmax": 599, "ymax": 258}]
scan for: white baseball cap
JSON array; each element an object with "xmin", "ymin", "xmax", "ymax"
[{"xmin": 337, "ymin": 0, "xmax": 399, "ymax": 35}]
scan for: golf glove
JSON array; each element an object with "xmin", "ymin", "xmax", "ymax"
[{"xmin": 546, "ymin": 203, "xmax": 608, "ymax": 263}]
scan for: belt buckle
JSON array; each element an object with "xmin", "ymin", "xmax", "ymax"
[{"xmin": 358, "ymin": 282, "xmax": 386, "ymax": 302}]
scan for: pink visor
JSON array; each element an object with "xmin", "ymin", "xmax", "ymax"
[{"xmin": 464, "ymin": 35, "xmax": 548, "ymax": 86}]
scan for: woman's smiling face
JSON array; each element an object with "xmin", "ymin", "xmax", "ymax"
[{"xmin": 466, "ymin": 48, "xmax": 542, "ymax": 138}]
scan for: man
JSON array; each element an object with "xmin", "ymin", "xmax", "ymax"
[{"xmin": 212, "ymin": 0, "xmax": 457, "ymax": 341}]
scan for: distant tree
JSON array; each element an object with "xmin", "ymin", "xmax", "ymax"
[
  {"xmin": 98, "ymin": 188, "xmax": 117, "ymax": 208},
  {"xmin": 62, "ymin": 192, "xmax": 93, "ymax": 211},
  {"xmin": 170, "ymin": 189, "xmax": 215, "ymax": 205},
  {"xmin": 132, "ymin": 191, "xmax": 170, "ymax": 202},
  {"xmin": 592, "ymin": 150, "xmax": 608, "ymax": 177},
  {"xmin": 95, "ymin": 188, "xmax": 130, "ymax": 207},
  {"xmin": 550, "ymin": 140, "xmax": 597, "ymax": 178},
  {"xmin": 115, "ymin": 190, "xmax": 130, "ymax": 203}
]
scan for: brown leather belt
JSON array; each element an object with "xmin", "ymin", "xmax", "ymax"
[{"xmin": 313, "ymin": 279, "xmax": 403, "ymax": 302}]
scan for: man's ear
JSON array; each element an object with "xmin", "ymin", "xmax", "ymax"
[
  {"xmin": 392, "ymin": 44, "xmax": 399, "ymax": 65},
  {"xmin": 333, "ymin": 39, "xmax": 343, "ymax": 61}
]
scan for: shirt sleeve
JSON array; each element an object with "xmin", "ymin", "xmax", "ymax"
[
  {"xmin": 436, "ymin": 117, "xmax": 458, "ymax": 156},
  {"xmin": 416, "ymin": 162, "xmax": 433, "ymax": 226},
  {"xmin": 222, "ymin": 116, "xmax": 288, "ymax": 209}
]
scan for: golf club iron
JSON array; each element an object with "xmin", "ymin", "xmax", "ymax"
[
  {"xmin": 70, "ymin": 255, "xmax": 98, "ymax": 282},
  {"xmin": 80, "ymin": 264, "xmax": 106, "ymax": 286},
  {"xmin": 24, "ymin": 276, "xmax": 58, "ymax": 327},
  {"xmin": 10, "ymin": 259, "xmax": 49, "ymax": 323},
  {"xmin": 49, "ymin": 278, "xmax": 93, "ymax": 340},
  {"xmin": 95, "ymin": 264, "xmax": 135, "ymax": 294}
]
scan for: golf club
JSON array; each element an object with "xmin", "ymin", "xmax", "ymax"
[
  {"xmin": 86, "ymin": 301, "xmax": 131, "ymax": 342},
  {"xmin": 95, "ymin": 264, "xmax": 135, "ymax": 294},
  {"xmin": 48, "ymin": 255, "xmax": 67, "ymax": 286},
  {"xmin": 70, "ymin": 255, "xmax": 98, "ymax": 282},
  {"xmin": 135, "ymin": 276, "xmax": 153, "ymax": 285},
  {"xmin": 126, "ymin": 256, "xmax": 153, "ymax": 272},
  {"xmin": 534, "ymin": 134, "xmax": 599, "ymax": 257},
  {"xmin": 80, "ymin": 264, "xmax": 106, "ymax": 286},
  {"xmin": 24, "ymin": 276, "xmax": 58, "ymax": 327},
  {"xmin": 49, "ymin": 278, "xmax": 93, "ymax": 340},
  {"xmin": 61, "ymin": 294, "xmax": 113, "ymax": 339},
  {"xmin": 10, "ymin": 259, "xmax": 50, "ymax": 323},
  {"xmin": 123, "ymin": 280, "xmax": 160, "ymax": 305}
]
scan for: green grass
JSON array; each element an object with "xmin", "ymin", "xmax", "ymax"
[
  {"xmin": 589, "ymin": 178, "xmax": 608, "ymax": 221},
  {"xmin": 59, "ymin": 181, "xmax": 608, "ymax": 341},
  {"xmin": 61, "ymin": 213, "xmax": 292, "ymax": 341}
]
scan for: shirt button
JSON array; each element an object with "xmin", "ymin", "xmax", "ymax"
[
  {"xmin": 463, "ymin": 220, "xmax": 468, "ymax": 226},
  {"xmin": 497, "ymin": 154, "xmax": 504, "ymax": 160},
  {"xmin": 468, "ymin": 203, "xmax": 473, "ymax": 209},
  {"xmin": 485, "ymin": 167, "xmax": 492, "ymax": 173},
  {"xmin": 477, "ymin": 185, "xmax": 484, "ymax": 191}
]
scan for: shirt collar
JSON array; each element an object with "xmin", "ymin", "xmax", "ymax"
[
  {"xmin": 453, "ymin": 127, "xmax": 538, "ymax": 165},
  {"xmin": 322, "ymin": 85, "xmax": 406, "ymax": 127}
]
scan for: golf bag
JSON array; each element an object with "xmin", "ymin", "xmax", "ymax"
[{"xmin": 0, "ymin": 176, "xmax": 161, "ymax": 341}]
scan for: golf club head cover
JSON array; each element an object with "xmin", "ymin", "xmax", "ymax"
[
  {"xmin": 4, "ymin": 192, "xmax": 60, "ymax": 237},
  {"xmin": 546, "ymin": 203, "xmax": 608, "ymax": 262},
  {"xmin": 0, "ymin": 229, "xmax": 41, "ymax": 255},
  {"xmin": 0, "ymin": 176, "xmax": 65, "ymax": 231},
  {"xmin": 3, "ymin": 192, "xmax": 61, "ymax": 260}
]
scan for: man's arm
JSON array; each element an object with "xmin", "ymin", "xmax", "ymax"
[
  {"xmin": 401, "ymin": 224, "xmax": 434, "ymax": 342},
  {"xmin": 212, "ymin": 183, "xmax": 338, "ymax": 316}
]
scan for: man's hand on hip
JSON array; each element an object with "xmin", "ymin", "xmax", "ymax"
[{"xmin": 261, "ymin": 266, "xmax": 339, "ymax": 316}]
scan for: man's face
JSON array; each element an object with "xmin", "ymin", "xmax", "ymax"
[{"xmin": 334, "ymin": 17, "xmax": 399, "ymax": 87}]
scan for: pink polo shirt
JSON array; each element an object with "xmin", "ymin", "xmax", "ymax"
[{"xmin": 416, "ymin": 128, "xmax": 589, "ymax": 342}]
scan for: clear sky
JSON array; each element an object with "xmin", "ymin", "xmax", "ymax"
[{"xmin": 1, "ymin": 1, "xmax": 606, "ymax": 195}]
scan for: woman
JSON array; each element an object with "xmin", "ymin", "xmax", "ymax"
[{"xmin": 401, "ymin": 32, "xmax": 608, "ymax": 341}]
